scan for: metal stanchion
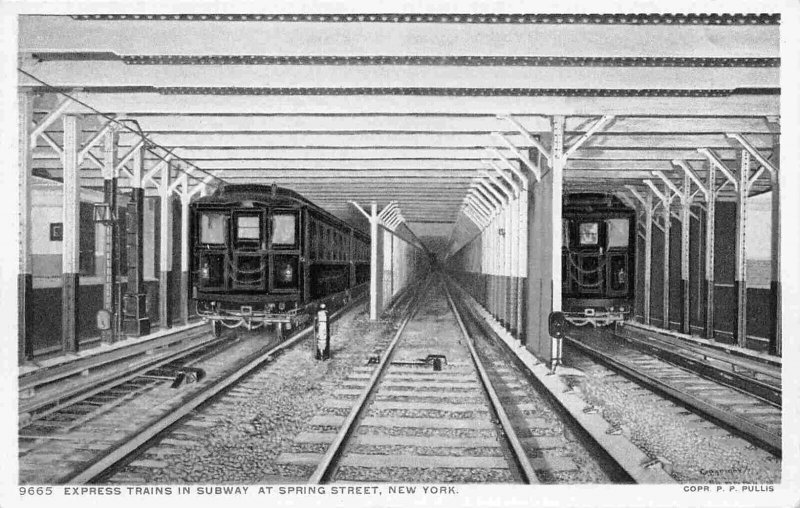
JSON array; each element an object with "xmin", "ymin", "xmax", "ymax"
[
  {"xmin": 315, "ymin": 304, "xmax": 331, "ymax": 360},
  {"xmin": 548, "ymin": 311, "xmax": 567, "ymax": 374}
]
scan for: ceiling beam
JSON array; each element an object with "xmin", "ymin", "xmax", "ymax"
[
  {"xmin": 61, "ymin": 92, "xmax": 780, "ymax": 116},
  {"xmin": 20, "ymin": 60, "xmax": 778, "ymax": 90},
  {"xmin": 20, "ymin": 16, "xmax": 778, "ymax": 58},
  {"xmin": 36, "ymin": 114, "xmax": 779, "ymax": 135}
]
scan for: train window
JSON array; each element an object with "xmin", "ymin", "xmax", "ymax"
[
  {"xmin": 579, "ymin": 222, "xmax": 599, "ymax": 246},
  {"xmin": 237, "ymin": 215, "xmax": 261, "ymax": 241},
  {"xmin": 271, "ymin": 214, "xmax": 296, "ymax": 246},
  {"xmin": 200, "ymin": 212, "xmax": 226, "ymax": 244},
  {"xmin": 607, "ymin": 218, "xmax": 630, "ymax": 248}
]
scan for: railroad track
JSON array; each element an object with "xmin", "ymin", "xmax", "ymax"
[
  {"xmin": 18, "ymin": 293, "xmax": 367, "ymax": 485},
  {"xmin": 275, "ymin": 276, "xmax": 622, "ymax": 484},
  {"xmin": 564, "ymin": 328, "xmax": 781, "ymax": 455}
]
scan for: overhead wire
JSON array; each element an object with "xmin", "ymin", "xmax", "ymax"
[{"xmin": 18, "ymin": 67, "xmax": 227, "ymax": 189}]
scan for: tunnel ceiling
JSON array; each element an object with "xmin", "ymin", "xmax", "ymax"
[{"xmin": 18, "ymin": 13, "xmax": 780, "ymax": 254}]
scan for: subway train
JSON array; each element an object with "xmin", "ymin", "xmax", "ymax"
[
  {"xmin": 562, "ymin": 193, "xmax": 636, "ymax": 326},
  {"xmin": 191, "ymin": 184, "xmax": 370, "ymax": 336}
]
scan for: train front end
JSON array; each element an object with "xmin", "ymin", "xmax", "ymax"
[
  {"xmin": 562, "ymin": 194, "xmax": 636, "ymax": 327},
  {"xmin": 191, "ymin": 186, "xmax": 307, "ymax": 336}
]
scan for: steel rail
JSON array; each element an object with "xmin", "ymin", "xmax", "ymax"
[
  {"xmin": 443, "ymin": 281, "xmax": 539, "ymax": 484},
  {"xmin": 307, "ymin": 279, "xmax": 430, "ymax": 484},
  {"xmin": 20, "ymin": 325, "xmax": 213, "ymax": 418},
  {"xmin": 611, "ymin": 328, "xmax": 781, "ymax": 406},
  {"xmin": 564, "ymin": 335, "xmax": 781, "ymax": 456},
  {"xmin": 66, "ymin": 294, "xmax": 368, "ymax": 484}
]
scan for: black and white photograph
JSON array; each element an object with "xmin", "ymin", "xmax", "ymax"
[{"xmin": 1, "ymin": 1, "xmax": 798, "ymax": 507}]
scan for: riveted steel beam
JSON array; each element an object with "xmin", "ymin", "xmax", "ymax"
[
  {"xmin": 493, "ymin": 132, "xmax": 542, "ymax": 181},
  {"xmin": 726, "ymin": 133, "xmax": 778, "ymax": 175},
  {"xmin": 484, "ymin": 159, "xmax": 519, "ymax": 196},
  {"xmin": 486, "ymin": 147, "xmax": 528, "ymax": 190},
  {"xmin": 30, "ymin": 98, "xmax": 73, "ymax": 145},
  {"xmin": 698, "ymin": 148, "xmax": 739, "ymax": 190},
  {"xmin": 564, "ymin": 115, "xmax": 614, "ymax": 158},
  {"xmin": 672, "ymin": 159, "xmax": 709, "ymax": 200},
  {"xmin": 496, "ymin": 115, "xmax": 552, "ymax": 167}
]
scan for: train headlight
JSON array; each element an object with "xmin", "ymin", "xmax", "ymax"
[
  {"xmin": 278, "ymin": 302, "xmax": 286, "ymax": 311},
  {"xmin": 279, "ymin": 263, "xmax": 293, "ymax": 282}
]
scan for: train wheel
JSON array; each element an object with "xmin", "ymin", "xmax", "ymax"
[{"xmin": 211, "ymin": 320, "xmax": 223, "ymax": 338}]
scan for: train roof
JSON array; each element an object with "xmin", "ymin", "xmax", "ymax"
[
  {"xmin": 194, "ymin": 183, "xmax": 368, "ymax": 238},
  {"xmin": 564, "ymin": 193, "xmax": 633, "ymax": 213}
]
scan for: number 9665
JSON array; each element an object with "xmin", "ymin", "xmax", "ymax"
[{"xmin": 20, "ymin": 486, "xmax": 53, "ymax": 496}]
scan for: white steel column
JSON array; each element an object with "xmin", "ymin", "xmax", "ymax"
[
  {"xmin": 662, "ymin": 193, "xmax": 671, "ymax": 329},
  {"xmin": 18, "ymin": 92, "xmax": 34, "ymax": 362},
  {"xmin": 61, "ymin": 114, "xmax": 80, "ymax": 353},
  {"xmin": 180, "ymin": 173, "xmax": 191, "ymax": 325},
  {"xmin": 517, "ymin": 166, "xmax": 529, "ymax": 343},
  {"xmin": 369, "ymin": 202, "xmax": 383, "ymax": 320},
  {"xmin": 769, "ymin": 159, "xmax": 780, "ymax": 355},
  {"xmin": 551, "ymin": 116, "xmax": 565, "ymax": 313},
  {"xmin": 679, "ymin": 173, "xmax": 692, "ymax": 334},
  {"xmin": 122, "ymin": 144, "xmax": 151, "ymax": 336},
  {"xmin": 159, "ymin": 161, "xmax": 173, "ymax": 328},
  {"xmin": 383, "ymin": 228, "xmax": 393, "ymax": 304},
  {"xmin": 704, "ymin": 162, "xmax": 717, "ymax": 340},
  {"xmin": 734, "ymin": 150, "xmax": 750, "ymax": 347},
  {"xmin": 644, "ymin": 193, "xmax": 654, "ymax": 324},
  {"xmin": 101, "ymin": 127, "xmax": 119, "ymax": 343}
]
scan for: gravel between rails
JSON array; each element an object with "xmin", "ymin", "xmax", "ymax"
[
  {"xmin": 104, "ymin": 304, "xmax": 403, "ymax": 484},
  {"xmin": 562, "ymin": 347, "xmax": 781, "ymax": 483},
  {"xmin": 469, "ymin": 333, "xmax": 615, "ymax": 484}
]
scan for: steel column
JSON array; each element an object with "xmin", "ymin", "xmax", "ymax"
[
  {"xmin": 505, "ymin": 200, "xmax": 512, "ymax": 329},
  {"xmin": 704, "ymin": 161, "xmax": 717, "ymax": 340},
  {"xmin": 643, "ymin": 193, "xmax": 653, "ymax": 324},
  {"xmin": 123, "ymin": 143, "xmax": 150, "ymax": 336},
  {"xmin": 680, "ymin": 173, "xmax": 691, "ymax": 334},
  {"xmin": 18, "ymin": 92, "xmax": 34, "ymax": 362},
  {"xmin": 61, "ymin": 115, "xmax": 80, "ymax": 354},
  {"xmin": 180, "ymin": 174, "xmax": 190, "ymax": 325},
  {"xmin": 517, "ymin": 165, "xmax": 529, "ymax": 343},
  {"xmin": 552, "ymin": 116, "xmax": 565, "ymax": 313},
  {"xmin": 383, "ymin": 229, "xmax": 393, "ymax": 304},
  {"xmin": 661, "ymin": 191, "xmax": 671, "ymax": 329},
  {"xmin": 369, "ymin": 202, "xmax": 383, "ymax": 320},
  {"xmin": 159, "ymin": 161, "xmax": 173, "ymax": 329},
  {"xmin": 101, "ymin": 128, "xmax": 119, "ymax": 344},
  {"xmin": 769, "ymin": 158, "xmax": 780, "ymax": 356},
  {"xmin": 734, "ymin": 150, "xmax": 749, "ymax": 347}
]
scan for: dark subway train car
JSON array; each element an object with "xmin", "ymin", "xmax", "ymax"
[
  {"xmin": 562, "ymin": 193, "xmax": 636, "ymax": 326},
  {"xmin": 191, "ymin": 184, "xmax": 369, "ymax": 336}
]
